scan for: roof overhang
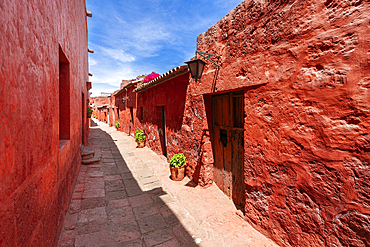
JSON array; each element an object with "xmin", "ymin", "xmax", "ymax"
[
  {"xmin": 113, "ymin": 79, "xmax": 143, "ymax": 96},
  {"xmin": 97, "ymin": 104, "xmax": 108, "ymax": 109},
  {"xmin": 134, "ymin": 65, "xmax": 189, "ymax": 93}
]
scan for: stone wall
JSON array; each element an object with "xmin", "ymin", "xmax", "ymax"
[
  {"xmin": 0, "ymin": 0, "xmax": 89, "ymax": 245},
  {"xmin": 193, "ymin": 0, "xmax": 370, "ymax": 246}
]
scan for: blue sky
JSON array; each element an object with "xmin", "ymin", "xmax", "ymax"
[{"xmin": 86, "ymin": 0, "xmax": 242, "ymax": 96}]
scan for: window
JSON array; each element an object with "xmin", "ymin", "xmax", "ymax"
[{"xmin": 59, "ymin": 46, "xmax": 70, "ymax": 149}]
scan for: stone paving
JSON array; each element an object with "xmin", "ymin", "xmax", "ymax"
[{"xmin": 58, "ymin": 119, "xmax": 279, "ymax": 247}]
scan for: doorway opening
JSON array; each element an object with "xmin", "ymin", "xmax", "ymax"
[
  {"xmin": 59, "ymin": 46, "xmax": 70, "ymax": 150},
  {"xmin": 129, "ymin": 107, "xmax": 134, "ymax": 136},
  {"xmin": 81, "ymin": 92, "xmax": 85, "ymax": 145}
]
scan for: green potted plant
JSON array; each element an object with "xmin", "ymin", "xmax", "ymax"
[
  {"xmin": 135, "ymin": 129, "xmax": 146, "ymax": 148},
  {"xmin": 169, "ymin": 153, "xmax": 187, "ymax": 181},
  {"xmin": 109, "ymin": 123, "xmax": 112, "ymax": 127},
  {"xmin": 87, "ymin": 107, "xmax": 93, "ymax": 118},
  {"xmin": 115, "ymin": 121, "xmax": 120, "ymax": 130}
]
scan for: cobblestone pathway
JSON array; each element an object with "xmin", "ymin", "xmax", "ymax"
[{"xmin": 58, "ymin": 119, "xmax": 278, "ymax": 247}]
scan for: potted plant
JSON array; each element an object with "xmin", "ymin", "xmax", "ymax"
[
  {"xmin": 135, "ymin": 129, "xmax": 146, "ymax": 148},
  {"xmin": 169, "ymin": 153, "xmax": 187, "ymax": 181},
  {"xmin": 115, "ymin": 121, "xmax": 120, "ymax": 130},
  {"xmin": 87, "ymin": 107, "xmax": 93, "ymax": 118},
  {"xmin": 109, "ymin": 123, "xmax": 113, "ymax": 127}
]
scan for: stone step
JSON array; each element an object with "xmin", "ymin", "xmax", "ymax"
[
  {"xmin": 82, "ymin": 146, "xmax": 95, "ymax": 159},
  {"xmin": 81, "ymin": 156, "xmax": 101, "ymax": 165},
  {"xmin": 82, "ymin": 153, "xmax": 94, "ymax": 159}
]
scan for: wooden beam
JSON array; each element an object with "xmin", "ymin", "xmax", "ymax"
[{"xmin": 86, "ymin": 10, "xmax": 92, "ymax": 17}]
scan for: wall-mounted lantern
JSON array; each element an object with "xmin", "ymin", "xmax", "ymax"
[
  {"xmin": 122, "ymin": 96, "xmax": 129, "ymax": 104},
  {"xmin": 185, "ymin": 59, "xmax": 206, "ymax": 80},
  {"xmin": 185, "ymin": 51, "xmax": 219, "ymax": 81}
]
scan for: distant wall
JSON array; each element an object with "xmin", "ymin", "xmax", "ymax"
[
  {"xmin": 0, "ymin": 0, "xmax": 89, "ymax": 246},
  {"xmin": 93, "ymin": 96, "xmax": 110, "ymax": 122},
  {"xmin": 193, "ymin": 0, "xmax": 370, "ymax": 246},
  {"xmin": 115, "ymin": 85, "xmax": 137, "ymax": 136}
]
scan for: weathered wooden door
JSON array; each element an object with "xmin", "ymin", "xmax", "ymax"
[
  {"xmin": 212, "ymin": 92, "xmax": 245, "ymax": 207},
  {"xmin": 157, "ymin": 106, "xmax": 167, "ymax": 157},
  {"xmin": 129, "ymin": 107, "xmax": 134, "ymax": 136}
]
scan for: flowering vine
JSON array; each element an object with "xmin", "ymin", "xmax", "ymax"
[{"xmin": 129, "ymin": 72, "xmax": 160, "ymax": 85}]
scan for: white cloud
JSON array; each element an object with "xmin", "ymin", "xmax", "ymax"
[
  {"xmin": 89, "ymin": 56, "xmax": 97, "ymax": 66},
  {"xmin": 90, "ymin": 66, "xmax": 136, "ymax": 86},
  {"xmin": 100, "ymin": 47, "xmax": 135, "ymax": 62},
  {"xmin": 86, "ymin": 0, "xmax": 243, "ymax": 91}
]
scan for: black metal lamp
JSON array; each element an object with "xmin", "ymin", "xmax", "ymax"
[
  {"xmin": 185, "ymin": 51, "xmax": 219, "ymax": 81},
  {"xmin": 122, "ymin": 96, "xmax": 128, "ymax": 104},
  {"xmin": 185, "ymin": 59, "xmax": 206, "ymax": 80}
]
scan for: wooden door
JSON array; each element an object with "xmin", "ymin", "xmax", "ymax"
[
  {"xmin": 212, "ymin": 92, "xmax": 245, "ymax": 207},
  {"xmin": 156, "ymin": 106, "xmax": 167, "ymax": 157},
  {"xmin": 129, "ymin": 107, "xmax": 134, "ymax": 136}
]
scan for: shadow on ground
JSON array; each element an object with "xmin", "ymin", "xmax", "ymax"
[{"xmin": 58, "ymin": 122, "xmax": 197, "ymax": 247}]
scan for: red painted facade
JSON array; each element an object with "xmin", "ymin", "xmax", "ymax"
[
  {"xmin": 135, "ymin": 68, "xmax": 190, "ymax": 159},
  {"xmin": 185, "ymin": 0, "xmax": 370, "ymax": 246},
  {"xmin": 0, "ymin": 0, "xmax": 89, "ymax": 246},
  {"xmin": 114, "ymin": 81, "xmax": 139, "ymax": 136},
  {"xmin": 92, "ymin": 96, "xmax": 110, "ymax": 123}
]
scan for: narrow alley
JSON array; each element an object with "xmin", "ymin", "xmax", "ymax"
[{"xmin": 58, "ymin": 119, "xmax": 278, "ymax": 247}]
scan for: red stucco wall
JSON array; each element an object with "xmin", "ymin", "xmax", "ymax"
[
  {"xmin": 136, "ymin": 72, "xmax": 190, "ymax": 160},
  {"xmin": 190, "ymin": 0, "xmax": 370, "ymax": 246},
  {"xmin": 108, "ymin": 95, "xmax": 115, "ymax": 125},
  {"xmin": 92, "ymin": 96, "xmax": 110, "ymax": 122},
  {"xmin": 0, "ymin": 0, "xmax": 89, "ymax": 246},
  {"xmin": 115, "ymin": 85, "xmax": 137, "ymax": 136}
]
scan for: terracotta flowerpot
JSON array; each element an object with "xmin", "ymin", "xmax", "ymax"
[
  {"xmin": 170, "ymin": 165, "xmax": 185, "ymax": 181},
  {"xmin": 137, "ymin": 140, "xmax": 145, "ymax": 148}
]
